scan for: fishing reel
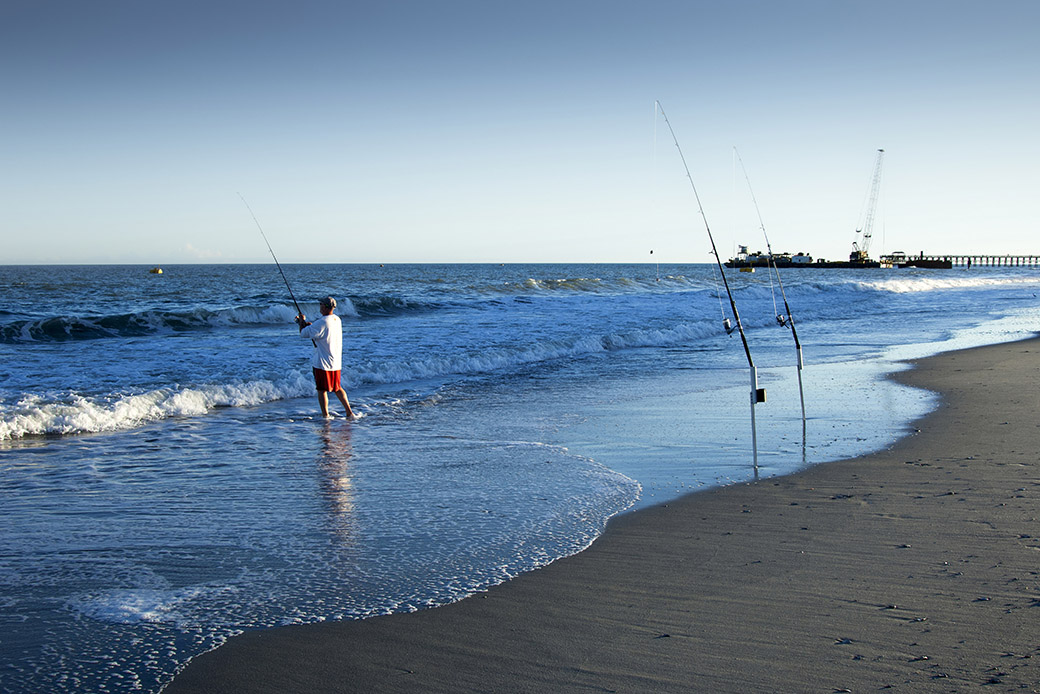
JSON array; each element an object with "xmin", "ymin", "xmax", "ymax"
[
  {"xmin": 723, "ymin": 318, "xmax": 735, "ymax": 335},
  {"xmin": 776, "ymin": 314, "xmax": 788, "ymax": 327}
]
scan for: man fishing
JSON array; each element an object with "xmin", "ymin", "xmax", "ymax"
[{"xmin": 296, "ymin": 296, "xmax": 355, "ymax": 419}]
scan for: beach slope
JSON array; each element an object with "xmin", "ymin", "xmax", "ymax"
[{"xmin": 166, "ymin": 338, "xmax": 1040, "ymax": 693}]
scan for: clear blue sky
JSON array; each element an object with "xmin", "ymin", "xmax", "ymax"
[{"xmin": 3, "ymin": 0, "xmax": 1038, "ymax": 264}]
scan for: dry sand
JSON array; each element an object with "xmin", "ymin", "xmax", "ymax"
[{"xmin": 166, "ymin": 338, "xmax": 1040, "ymax": 693}]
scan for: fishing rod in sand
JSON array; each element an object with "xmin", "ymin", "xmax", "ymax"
[
  {"xmin": 238, "ymin": 193, "xmax": 314, "ymax": 345},
  {"xmin": 656, "ymin": 101, "xmax": 763, "ymax": 472},
  {"xmin": 734, "ymin": 148, "xmax": 807, "ymax": 445}
]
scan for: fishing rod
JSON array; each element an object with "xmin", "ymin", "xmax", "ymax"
[
  {"xmin": 656, "ymin": 101, "xmax": 763, "ymax": 471},
  {"xmin": 238, "ymin": 193, "xmax": 304, "ymax": 317},
  {"xmin": 238, "ymin": 193, "xmax": 316, "ymax": 346},
  {"xmin": 734, "ymin": 148, "xmax": 807, "ymax": 442}
]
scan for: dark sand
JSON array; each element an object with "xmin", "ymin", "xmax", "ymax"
[{"xmin": 166, "ymin": 338, "xmax": 1040, "ymax": 693}]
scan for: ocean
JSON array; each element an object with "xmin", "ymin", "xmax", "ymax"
[{"xmin": 1, "ymin": 262, "xmax": 1038, "ymax": 692}]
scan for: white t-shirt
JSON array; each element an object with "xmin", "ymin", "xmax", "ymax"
[{"xmin": 300, "ymin": 313, "xmax": 342, "ymax": 371}]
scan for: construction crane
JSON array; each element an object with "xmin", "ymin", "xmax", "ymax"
[{"xmin": 850, "ymin": 149, "xmax": 885, "ymax": 263}]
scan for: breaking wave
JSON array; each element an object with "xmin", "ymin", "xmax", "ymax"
[
  {"xmin": 0, "ymin": 374, "xmax": 313, "ymax": 440},
  {"xmin": 852, "ymin": 275, "xmax": 1040, "ymax": 294}
]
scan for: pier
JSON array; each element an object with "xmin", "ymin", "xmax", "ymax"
[{"xmin": 880, "ymin": 252, "xmax": 1040, "ymax": 268}]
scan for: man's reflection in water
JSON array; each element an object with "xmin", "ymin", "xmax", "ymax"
[{"xmin": 318, "ymin": 420, "xmax": 356, "ymax": 542}]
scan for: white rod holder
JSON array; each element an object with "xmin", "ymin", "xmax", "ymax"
[{"xmin": 750, "ymin": 365, "xmax": 759, "ymax": 472}]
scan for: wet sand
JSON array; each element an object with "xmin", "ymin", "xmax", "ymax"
[{"xmin": 166, "ymin": 338, "xmax": 1040, "ymax": 693}]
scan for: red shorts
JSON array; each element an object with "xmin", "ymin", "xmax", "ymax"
[{"xmin": 312, "ymin": 367, "xmax": 342, "ymax": 392}]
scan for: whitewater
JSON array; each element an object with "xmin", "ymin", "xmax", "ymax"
[{"xmin": 1, "ymin": 262, "xmax": 1038, "ymax": 692}]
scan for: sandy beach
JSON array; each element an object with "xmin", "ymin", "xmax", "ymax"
[{"xmin": 166, "ymin": 337, "xmax": 1040, "ymax": 693}]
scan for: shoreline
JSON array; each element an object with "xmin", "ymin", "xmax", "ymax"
[{"xmin": 166, "ymin": 337, "xmax": 1040, "ymax": 693}]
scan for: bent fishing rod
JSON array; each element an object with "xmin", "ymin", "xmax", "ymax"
[
  {"xmin": 734, "ymin": 148, "xmax": 807, "ymax": 439},
  {"xmin": 238, "ymin": 193, "xmax": 315, "ymax": 344},
  {"xmin": 239, "ymin": 193, "xmax": 304, "ymax": 316},
  {"xmin": 655, "ymin": 101, "xmax": 762, "ymax": 470},
  {"xmin": 656, "ymin": 102, "xmax": 753, "ymax": 368}
]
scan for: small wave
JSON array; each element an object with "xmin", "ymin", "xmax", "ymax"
[
  {"xmin": 484, "ymin": 275, "xmax": 695, "ymax": 296},
  {"xmin": 348, "ymin": 295, "xmax": 437, "ymax": 317},
  {"xmin": 0, "ymin": 304, "xmax": 312, "ymax": 343},
  {"xmin": 855, "ymin": 275, "xmax": 1040, "ymax": 294},
  {"xmin": 72, "ymin": 585, "xmax": 236, "ymax": 626},
  {"xmin": 522, "ymin": 277, "xmax": 607, "ymax": 292},
  {"xmin": 0, "ymin": 295, "xmax": 471, "ymax": 342},
  {"xmin": 350, "ymin": 321, "xmax": 721, "ymax": 385},
  {"xmin": 746, "ymin": 274, "xmax": 1040, "ymax": 301},
  {"xmin": 0, "ymin": 374, "xmax": 312, "ymax": 440}
]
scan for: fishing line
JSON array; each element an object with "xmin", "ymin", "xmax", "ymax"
[
  {"xmin": 767, "ymin": 258, "xmax": 780, "ymax": 318},
  {"xmin": 733, "ymin": 150, "xmax": 782, "ymax": 323},
  {"xmin": 708, "ymin": 256, "xmax": 732, "ymax": 332},
  {"xmin": 732, "ymin": 150, "xmax": 782, "ymax": 318},
  {"xmin": 734, "ymin": 149, "xmax": 781, "ymax": 319},
  {"xmin": 656, "ymin": 100, "xmax": 761, "ymax": 470}
]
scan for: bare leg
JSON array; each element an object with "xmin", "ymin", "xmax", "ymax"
[
  {"xmin": 333, "ymin": 388, "xmax": 355, "ymax": 418},
  {"xmin": 317, "ymin": 391, "xmax": 331, "ymax": 418}
]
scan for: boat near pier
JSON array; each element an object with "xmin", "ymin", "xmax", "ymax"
[
  {"xmin": 724, "ymin": 248, "xmax": 882, "ymax": 269},
  {"xmin": 724, "ymin": 246, "xmax": 814, "ymax": 269}
]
